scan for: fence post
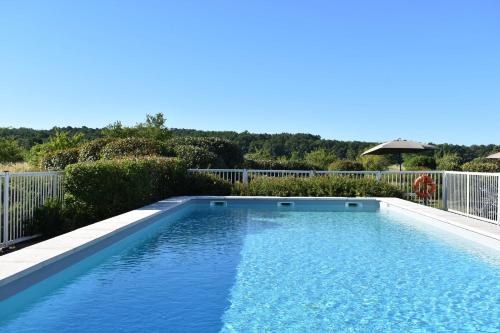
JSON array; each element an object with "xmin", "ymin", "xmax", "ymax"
[
  {"xmin": 3, "ymin": 172, "xmax": 9, "ymax": 246},
  {"xmin": 442, "ymin": 172, "xmax": 448, "ymax": 210},
  {"xmin": 242, "ymin": 169, "xmax": 248, "ymax": 185},
  {"xmin": 466, "ymin": 173, "xmax": 470, "ymax": 217},
  {"xmin": 376, "ymin": 171, "xmax": 381, "ymax": 181},
  {"xmin": 497, "ymin": 175, "xmax": 500, "ymax": 225}
]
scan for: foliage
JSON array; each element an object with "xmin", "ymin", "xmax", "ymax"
[
  {"xmin": 328, "ymin": 160, "xmax": 364, "ymax": 171},
  {"xmin": 100, "ymin": 137, "xmax": 173, "ymax": 159},
  {"xmin": 78, "ymin": 138, "xmax": 114, "ymax": 162},
  {"xmin": 436, "ymin": 153, "xmax": 462, "ymax": 171},
  {"xmin": 41, "ymin": 148, "xmax": 80, "ymax": 170},
  {"xmin": 172, "ymin": 145, "xmax": 221, "ymax": 168},
  {"xmin": 358, "ymin": 155, "xmax": 392, "ymax": 171},
  {"xmin": 233, "ymin": 176, "xmax": 403, "ymax": 197},
  {"xmin": 0, "ymin": 126, "xmax": 101, "ymax": 149},
  {"xmin": 183, "ymin": 173, "xmax": 232, "ymax": 195},
  {"xmin": 244, "ymin": 158, "xmax": 316, "ymax": 170},
  {"xmin": 0, "ymin": 139, "xmax": 25, "ymax": 163},
  {"xmin": 168, "ymin": 136, "xmax": 244, "ymax": 168},
  {"xmin": 64, "ymin": 157, "xmax": 187, "ymax": 221},
  {"xmin": 102, "ymin": 113, "xmax": 172, "ymax": 141},
  {"xmin": 402, "ymin": 155, "xmax": 436, "ymax": 170},
  {"xmin": 29, "ymin": 131, "xmax": 84, "ymax": 166},
  {"xmin": 461, "ymin": 158, "xmax": 500, "ymax": 172},
  {"xmin": 303, "ymin": 149, "xmax": 337, "ymax": 169}
]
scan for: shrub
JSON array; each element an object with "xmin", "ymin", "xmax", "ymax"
[
  {"xmin": 78, "ymin": 138, "xmax": 114, "ymax": 162},
  {"xmin": 41, "ymin": 148, "xmax": 79, "ymax": 170},
  {"xmin": 183, "ymin": 173, "xmax": 232, "ymax": 195},
  {"xmin": 0, "ymin": 139, "xmax": 25, "ymax": 163},
  {"xmin": 303, "ymin": 149, "xmax": 337, "ymax": 169},
  {"xmin": 328, "ymin": 160, "xmax": 364, "ymax": 171},
  {"xmin": 402, "ymin": 155, "xmax": 436, "ymax": 170},
  {"xmin": 233, "ymin": 175, "xmax": 402, "ymax": 197},
  {"xmin": 101, "ymin": 137, "xmax": 173, "ymax": 159},
  {"xmin": 29, "ymin": 198, "xmax": 92, "ymax": 237},
  {"xmin": 461, "ymin": 160, "xmax": 500, "ymax": 172},
  {"xmin": 244, "ymin": 159, "xmax": 316, "ymax": 170},
  {"xmin": 173, "ymin": 145, "xmax": 222, "ymax": 168},
  {"xmin": 436, "ymin": 154, "xmax": 462, "ymax": 171},
  {"xmin": 359, "ymin": 155, "xmax": 392, "ymax": 171},
  {"xmin": 64, "ymin": 157, "xmax": 187, "ymax": 221},
  {"xmin": 168, "ymin": 136, "xmax": 243, "ymax": 167},
  {"xmin": 28, "ymin": 131, "xmax": 84, "ymax": 166}
]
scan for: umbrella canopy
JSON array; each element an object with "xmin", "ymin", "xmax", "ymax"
[
  {"xmin": 487, "ymin": 152, "xmax": 500, "ymax": 159},
  {"xmin": 362, "ymin": 139, "xmax": 436, "ymax": 156}
]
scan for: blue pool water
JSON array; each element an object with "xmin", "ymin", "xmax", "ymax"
[{"xmin": 0, "ymin": 202, "xmax": 499, "ymax": 332}]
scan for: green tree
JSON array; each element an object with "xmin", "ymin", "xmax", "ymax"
[
  {"xmin": 0, "ymin": 139, "xmax": 25, "ymax": 163},
  {"xmin": 304, "ymin": 149, "xmax": 337, "ymax": 169},
  {"xmin": 28, "ymin": 131, "xmax": 84, "ymax": 166},
  {"xmin": 403, "ymin": 154, "xmax": 436, "ymax": 170},
  {"xmin": 359, "ymin": 155, "xmax": 392, "ymax": 171},
  {"xmin": 436, "ymin": 153, "xmax": 461, "ymax": 171},
  {"xmin": 102, "ymin": 113, "xmax": 172, "ymax": 141}
]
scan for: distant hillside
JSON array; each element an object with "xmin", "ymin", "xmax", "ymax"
[{"xmin": 1, "ymin": 126, "xmax": 499, "ymax": 162}]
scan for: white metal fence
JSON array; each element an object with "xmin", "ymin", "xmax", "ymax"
[
  {"xmin": 0, "ymin": 172, "xmax": 64, "ymax": 249},
  {"xmin": 190, "ymin": 169, "xmax": 444, "ymax": 207},
  {"xmin": 189, "ymin": 169, "xmax": 500, "ymax": 225},
  {"xmin": 445, "ymin": 171, "xmax": 499, "ymax": 224}
]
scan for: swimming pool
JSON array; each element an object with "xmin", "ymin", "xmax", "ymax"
[{"xmin": 0, "ymin": 198, "xmax": 499, "ymax": 332}]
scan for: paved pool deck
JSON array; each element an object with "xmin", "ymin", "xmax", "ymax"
[{"xmin": 1, "ymin": 196, "xmax": 499, "ymax": 298}]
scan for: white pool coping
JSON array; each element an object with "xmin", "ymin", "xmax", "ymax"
[{"xmin": 1, "ymin": 196, "xmax": 499, "ymax": 295}]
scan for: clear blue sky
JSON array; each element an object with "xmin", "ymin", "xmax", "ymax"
[{"xmin": 1, "ymin": 1, "xmax": 499, "ymax": 145}]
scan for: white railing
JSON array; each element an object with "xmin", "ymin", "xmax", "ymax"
[
  {"xmin": 189, "ymin": 169, "xmax": 444, "ymax": 207},
  {"xmin": 0, "ymin": 171, "xmax": 64, "ymax": 249},
  {"xmin": 189, "ymin": 169, "xmax": 500, "ymax": 225},
  {"xmin": 445, "ymin": 171, "xmax": 499, "ymax": 224}
]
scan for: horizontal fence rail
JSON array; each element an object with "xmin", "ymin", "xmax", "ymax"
[
  {"xmin": 189, "ymin": 168, "xmax": 500, "ymax": 226},
  {"xmin": 0, "ymin": 172, "xmax": 64, "ymax": 249}
]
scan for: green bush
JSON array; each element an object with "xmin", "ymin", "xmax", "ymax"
[
  {"xmin": 101, "ymin": 137, "xmax": 173, "ymax": 159},
  {"xmin": 436, "ymin": 154, "xmax": 462, "ymax": 171},
  {"xmin": 173, "ymin": 145, "xmax": 222, "ymax": 168},
  {"xmin": 78, "ymin": 138, "xmax": 113, "ymax": 162},
  {"xmin": 328, "ymin": 160, "xmax": 364, "ymax": 171},
  {"xmin": 303, "ymin": 149, "xmax": 337, "ymax": 169},
  {"xmin": 461, "ymin": 160, "xmax": 500, "ymax": 172},
  {"xmin": 183, "ymin": 173, "xmax": 232, "ymax": 195},
  {"xmin": 64, "ymin": 157, "xmax": 187, "ymax": 221},
  {"xmin": 233, "ymin": 175, "xmax": 402, "ymax": 197},
  {"xmin": 0, "ymin": 139, "xmax": 26, "ymax": 163},
  {"xmin": 29, "ymin": 198, "xmax": 92, "ymax": 237},
  {"xmin": 402, "ymin": 155, "xmax": 436, "ymax": 170},
  {"xmin": 41, "ymin": 148, "xmax": 79, "ymax": 170},
  {"xmin": 28, "ymin": 131, "xmax": 84, "ymax": 166},
  {"xmin": 359, "ymin": 155, "xmax": 392, "ymax": 171},
  {"xmin": 244, "ymin": 159, "xmax": 315, "ymax": 170},
  {"xmin": 168, "ymin": 136, "xmax": 244, "ymax": 167}
]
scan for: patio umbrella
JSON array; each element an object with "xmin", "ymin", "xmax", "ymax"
[
  {"xmin": 361, "ymin": 139, "xmax": 436, "ymax": 170},
  {"xmin": 487, "ymin": 152, "xmax": 500, "ymax": 159}
]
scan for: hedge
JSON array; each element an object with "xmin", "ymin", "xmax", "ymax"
[
  {"xmin": 461, "ymin": 161, "xmax": 500, "ymax": 172},
  {"xmin": 244, "ymin": 159, "xmax": 316, "ymax": 170},
  {"xmin": 173, "ymin": 145, "xmax": 223, "ymax": 168},
  {"xmin": 233, "ymin": 175, "xmax": 403, "ymax": 197},
  {"xmin": 101, "ymin": 137, "xmax": 173, "ymax": 159},
  {"xmin": 41, "ymin": 148, "xmax": 80, "ymax": 170},
  {"xmin": 78, "ymin": 138, "xmax": 114, "ymax": 162},
  {"xmin": 64, "ymin": 157, "xmax": 187, "ymax": 221},
  {"xmin": 168, "ymin": 136, "xmax": 243, "ymax": 167},
  {"xmin": 328, "ymin": 160, "xmax": 364, "ymax": 171}
]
